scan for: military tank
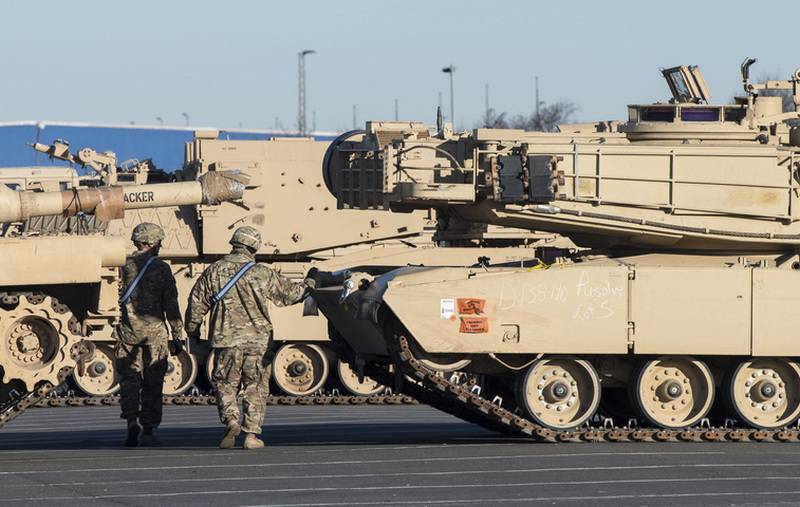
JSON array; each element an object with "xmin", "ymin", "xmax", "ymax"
[
  {"xmin": 0, "ymin": 167, "xmax": 246, "ymax": 427},
  {"xmin": 4, "ymin": 135, "xmax": 550, "ymax": 399},
  {"xmin": 313, "ymin": 59, "xmax": 800, "ymax": 442}
]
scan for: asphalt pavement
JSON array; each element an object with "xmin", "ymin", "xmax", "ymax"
[{"xmin": 0, "ymin": 404, "xmax": 799, "ymax": 507}]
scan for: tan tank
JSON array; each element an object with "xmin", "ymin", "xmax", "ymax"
[
  {"xmin": 3, "ymin": 135, "xmax": 549, "ymax": 399},
  {"xmin": 0, "ymin": 167, "xmax": 246, "ymax": 420},
  {"xmin": 314, "ymin": 59, "xmax": 800, "ymax": 440}
]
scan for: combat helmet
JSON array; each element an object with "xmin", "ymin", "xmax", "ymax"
[
  {"xmin": 230, "ymin": 225, "xmax": 262, "ymax": 250},
  {"xmin": 131, "ymin": 222, "xmax": 165, "ymax": 244}
]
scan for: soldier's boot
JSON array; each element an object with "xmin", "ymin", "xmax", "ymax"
[
  {"xmin": 125, "ymin": 420, "xmax": 141, "ymax": 447},
  {"xmin": 219, "ymin": 419, "xmax": 241, "ymax": 449},
  {"xmin": 243, "ymin": 433, "xmax": 264, "ymax": 450},
  {"xmin": 140, "ymin": 427, "xmax": 159, "ymax": 447}
]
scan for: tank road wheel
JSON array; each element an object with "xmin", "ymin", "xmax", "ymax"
[
  {"xmin": 727, "ymin": 358, "xmax": 800, "ymax": 429},
  {"xmin": 633, "ymin": 356, "xmax": 714, "ymax": 429},
  {"xmin": 514, "ymin": 356, "xmax": 601, "ymax": 430},
  {"xmin": 335, "ymin": 359, "xmax": 385, "ymax": 396},
  {"xmin": 0, "ymin": 295, "xmax": 79, "ymax": 390},
  {"xmin": 163, "ymin": 350, "xmax": 198, "ymax": 396},
  {"xmin": 273, "ymin": 343, "xmax": 329, "ymax": 396},
  {"xmin": 73, "ymin": 343, "xmax": 120, "ymax": 396}
]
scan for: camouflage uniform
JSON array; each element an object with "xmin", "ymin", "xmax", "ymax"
[
  {"xmin": 116, "ymin": 224, "xmax": 182, "ymax": 432},
  {"xmin": 185, "ymin": 226, "xmax": 309, "ymax": 436}
]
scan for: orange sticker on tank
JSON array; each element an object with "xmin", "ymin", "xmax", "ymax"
[
  {"xmin": 457, "ymin": 298, "xmax": 485, "ymax": 315},
  {"xmin": 459, "ymin": 316, "xmax": 489, "ymax": 334}
]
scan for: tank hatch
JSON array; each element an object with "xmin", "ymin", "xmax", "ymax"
[
  {"xmin": 621, "ymin": 64, "xmax": 757, "ymax": 143},
  {"xmin": 662, "ymin": 65, "xmax": 711, "ymax": 104}
]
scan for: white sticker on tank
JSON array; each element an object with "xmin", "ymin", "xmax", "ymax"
[{"xmin": 440, "ymin": 298, "xmax": 455, "ymax": 320}]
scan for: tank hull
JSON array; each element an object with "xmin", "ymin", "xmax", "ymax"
[{"xmin": 315, "ymin": 252, "xmax": 800, "ymax": 432}]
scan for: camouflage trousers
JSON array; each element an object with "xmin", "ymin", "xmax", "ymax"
[
  {"xmin": 211, "ymin": 347, "xmax": 272, "ymax": 434},
  {"xmin": 115, "ymin": 340, "xmax": 168, "ymax": 429}
]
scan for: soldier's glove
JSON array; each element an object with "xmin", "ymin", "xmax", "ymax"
[
  {"xmin": 168, "ymin": 338, "xmax": 185, "ymax": 356},
  {"xmin": 305, "ymin": 268, "xmax": 337, "ymax": 288}
]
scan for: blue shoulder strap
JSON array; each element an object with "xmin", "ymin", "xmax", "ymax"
[
  {"xmin": 212, "ymin": 261, "xmax": 256, "ymax": 304},
  {"xmin": 119, "ymin": 256, "xmax": 157, "ymax": 305}
]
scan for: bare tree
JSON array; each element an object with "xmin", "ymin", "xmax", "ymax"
[
  {"xmin": 479, "ymin": 108, "xmax": 510, "ymax": 128},
  {"xmin": 476, "ymin": 101, "xmax": 579, "ymax": 131},
  {"xmin": 511, "ymin": 101, "xmax": 579, "ymax": 132}
]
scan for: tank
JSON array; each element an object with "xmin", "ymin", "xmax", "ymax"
[
  {"xmin": 0, "ymin": 167, "xmax": 246, "ymax": 427},
  {"xmin": 4, "ymin": 135, "xmax": 550, "ymax": 399},
  {"xmin": 314, "ymin": 59, "xmax": 800, "ymax": 441}
]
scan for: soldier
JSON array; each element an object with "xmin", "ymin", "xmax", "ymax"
[
  {"xmin": 116, "ymin": 222, "xmax": 184, "ymax": 447},
  {"xmin": 185, "ymin": 226, "xmax": 313, "ymax": 450}
]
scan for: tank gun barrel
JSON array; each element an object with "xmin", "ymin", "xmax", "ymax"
[{"xmin": 0, "ymin": 170, "xmax": 248, "ymax": 223}]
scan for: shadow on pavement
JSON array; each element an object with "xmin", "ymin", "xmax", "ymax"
[{"xmin": 0, "ymin": 421, "xmax": 528, "ymax": 451}]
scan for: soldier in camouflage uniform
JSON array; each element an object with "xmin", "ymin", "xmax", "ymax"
[
  {"xmin": 116, "ymin": 222, "xmax": 184, "ymax": 447},
  {"xmin": 185, "ymin": 226, "xmax": 312, "ymax": 450}
]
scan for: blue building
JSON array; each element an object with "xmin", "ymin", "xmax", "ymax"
[{"xmin": 0, "ymin": 121, "xmax": 339, "ymax": 173}]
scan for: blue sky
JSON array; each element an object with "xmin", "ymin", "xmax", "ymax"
[{"xmin": 1, "ymin": 0, "xmax": 797, "ymax": 131}]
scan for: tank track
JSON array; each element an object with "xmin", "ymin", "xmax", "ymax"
[
  {"xmin": 29, "ymin": 392, "xmax": 418, "ymax": 411},
  {"xmin": 354, "ymin": 332, "xmax": 800, "ymax": 443},
  {"xmin": 6, "ymin": 333, "xmax": 800, "ymax": 442},
  {"xmin": 0, "ymin": 367, "xmax": 72, "ymax": 429}
]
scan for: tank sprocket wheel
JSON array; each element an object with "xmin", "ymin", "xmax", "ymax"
[
  {"xmin": 0, "ymin": 294, "xmax": 80, "ymax": 391},
  {"xmin": 633, "ymin": 356, "xmax": 715, "ymax": 429},
  {"xmin": 727, "ymin": 357, "xmax": 800, "ymax": 429},
  {"xmin": 163, "ymin": 350, "xmax": 198, "ymax": 396},
  {"xmin": 335, "ymin": 359, "xmax": 385, "ymax": 396},
  {"xmin": 273, "ymin": 343, "xmax": 329, "ymax": 396},
  {"xmin": 72, "ymin": 343, "xmax": 119, "ymax": 396},
  {"xmin": 514, "ymin": 356, "xmax": 601, "ymax": 430}
]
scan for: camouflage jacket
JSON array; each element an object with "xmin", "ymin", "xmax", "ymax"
[
  {"xmin": 117, "ymin": 250, "xmax": 183, "ymax": 346},
  {"xmin": 185, "ymin": 249, "xmax": 309, "ymax": 350}
]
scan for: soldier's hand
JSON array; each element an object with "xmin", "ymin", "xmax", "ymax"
[
  {"xmin": 305, "ymin": 268, "xmax": 337, "ymax": 288},
  {"xmin": 168, "ymin": 338, "xmax": 185, "ymax": 356}
]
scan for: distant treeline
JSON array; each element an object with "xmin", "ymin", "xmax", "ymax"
[{"xmin": 478, "ymin": 101, "xmax": 579, "ymax": 132}]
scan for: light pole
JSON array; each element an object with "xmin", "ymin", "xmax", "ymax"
[
  {"xmin": 155, "ymin": 116, "xmax": 163, "ymax": 126},
  {"xmin": 181, "ymin": 112, "xmax": 189, "ymax": 126},
  {"xmin": 442, "ymin": 65, "xmax": 456, "ymax": 129},
  {"xmin": 298, "ymin": 49, "xmax": 316, "ymax": 135}
]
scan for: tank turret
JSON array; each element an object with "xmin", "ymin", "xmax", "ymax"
[{"xmin": 325, "ymin": 60, "xmax": 800, "ymax": 251}]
